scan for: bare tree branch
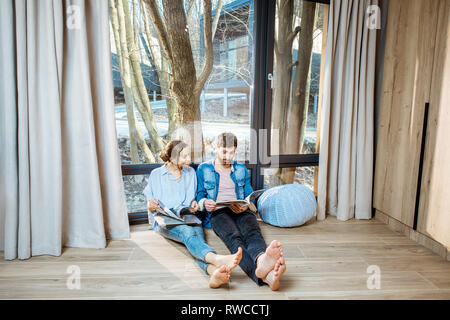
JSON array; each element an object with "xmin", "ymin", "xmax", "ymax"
[
  {"xmin": 143, "ymin": 0, "xmax": 173, "ymax": 66},
  {"xmin": 195, "ymin": 0, "xmax": 213, "ymax": 95},
  {"xmin": 140, "ymin": 0, "xmax": 179, "ymax": 136},
  {"xmin": 222, "ymin": 8, "xmax": 253, "ymax": 42},
  {"xmin": 212, "ymin": 0, "xmax": 223, "ymax": 38},
  {"xmin": 140, "ymin": 0, "xmax": 161, "ymax": 70},
  {"xmin": 133, "ymin": 0, "xmax": 138, "ymax": 45},
  {"xmin": 186, "ymin": 0, "xmax": 196, "ymax": 25}
]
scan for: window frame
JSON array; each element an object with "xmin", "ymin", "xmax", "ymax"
[{"xmin": 120, "ymin": 0, "xmax": 329, "ymax": 224}]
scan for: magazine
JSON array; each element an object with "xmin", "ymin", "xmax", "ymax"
[
  {"xmin": 215, "ymin": 189, "xmax": 266, "ymax": 213},
  {"xmin": 155, "ymin": 199, "xmax": 184, "ymax": 221},
  {"xmin": 153, "ymin": 199, "xmax": 202, "ymax": 228}
]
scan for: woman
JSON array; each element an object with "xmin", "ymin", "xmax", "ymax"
[{"xmin": 143, "ymin": 140, "xmax": 242, "ymax": 288}]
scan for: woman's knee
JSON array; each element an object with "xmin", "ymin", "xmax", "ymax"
[{"xmin": 180, "ymin": 225, "xmax": 203, "ymax": 241}]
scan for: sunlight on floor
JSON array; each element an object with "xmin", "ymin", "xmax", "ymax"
[{"xmin": 130, "ymin": 227, "xmax": 210, "ymax": 289}]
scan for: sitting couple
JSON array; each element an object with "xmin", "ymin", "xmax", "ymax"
[{"xmin": 144, "ymin": 132, "xmax": 286, "ymax": 290}]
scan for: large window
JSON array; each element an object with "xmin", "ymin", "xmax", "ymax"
[
  {"xmin": 109, "ymin": 0, "xmax": 328, "ymax": 221},
  {"xmin": 261, "ymin": 0, "xmax": 327, "ymax": 191},
  {"xmin": 270, "ymin": 1, "xmax": 325, "ymax": 156},
  {"xmin": 110, "ymin": 0, "xmax": 255, "ymax": 166},
  {"xmin": 263, "ymin": 166, "xmax": 317, "ymax": 191}
]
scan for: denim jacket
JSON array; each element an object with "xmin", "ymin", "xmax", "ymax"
[{"xmin": 196, "ymin": 159, "xmax": 254, "ymax": 228}]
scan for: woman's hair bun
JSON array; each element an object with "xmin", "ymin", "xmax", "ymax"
[
  {"xmin": 159, "ymin": 140, "xmax": 188, "ymax": 162},
  {"xmin": 159, "ymin": 149, "xmax": 170, "ymax": 162}
]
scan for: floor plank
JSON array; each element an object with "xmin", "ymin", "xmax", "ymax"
[{"xmin": 1, "ymin": 216, "xmax": 449, "ymax": 299}]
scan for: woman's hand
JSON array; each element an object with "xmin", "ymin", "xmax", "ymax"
[
  {"xmin": 147, "ymin": 198, "xmax": 160, "ymax": 212},
  {"xmin": 230, "ymin": 204, "xmax": 248, "ymax": 214},
  {"xmin": 189, "ymin": 201, "xmax": 199, "ymax": 213}
]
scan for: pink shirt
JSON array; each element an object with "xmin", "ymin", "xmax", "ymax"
[{"xmin": 215, "ymin": 166, "xmax": 237, "ymax": 210}]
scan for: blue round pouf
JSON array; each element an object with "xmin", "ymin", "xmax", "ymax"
[{"xmin": 257, "ymin": 184, "xmax": 316, "ymax": 227}]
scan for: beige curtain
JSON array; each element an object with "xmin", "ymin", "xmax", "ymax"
[
  {"xmin": 317, "ymin": 0, "xmax": 378, "ymax": 221},
  {"xmin": 0, "ymin": 0, "xmax": 130, "ymax": 260}
]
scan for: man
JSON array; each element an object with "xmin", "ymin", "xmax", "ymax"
[{"xmin": 196, "ymin": 132, "xmax": 286, "ymax": 290}]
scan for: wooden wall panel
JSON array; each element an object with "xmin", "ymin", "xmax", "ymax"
[
  {"xmin": 373, "ymin": 0, "xmax": 440, "ymax": 227},
  {"xmin": 417, "ymin": 0, "xmax": 450, "ymax": 249}
]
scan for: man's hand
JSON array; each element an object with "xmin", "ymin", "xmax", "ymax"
[
  {"xmin": 204, "ymin": 199, "xmax": 217, "ymax": 212},
  {"xmin": 189, "ymin": 200, "xmax": 199, "ymax": 213},
  {"xmin": 147, "ymin": 198, "xmax": 160, "ymax": 212},
  {"xmin": 230, "ymin": 204, "xmax": 248, "ymax": 214}
]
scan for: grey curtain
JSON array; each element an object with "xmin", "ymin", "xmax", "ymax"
[
  {"xmin": 317, "ymin": 0, "xmax": 378, "ymax": 221},
  {"xmin": 0, "ymin": 0, "xmax": 130, "ymax": 260}
]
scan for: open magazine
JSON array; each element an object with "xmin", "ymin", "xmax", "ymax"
[
  {"xmin": 215, "ymin": 189, "xmax": 266, "ymax": 213},
  {"xmin": 153, "ymin": 199, "xmax": 202, "ymax": 228}
]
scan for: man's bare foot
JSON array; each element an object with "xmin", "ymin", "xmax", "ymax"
[
  {"xmin": 255, "ymin": 240, "xmax": 283, "ymax": 279},
  {"xmin": 213, "ymin": 247, "xmax": 242, "ymax": 270},
  {"xmin": 209, "ymin": 265, "xmax": 231, "ymax": 289},
  {"xmin": 263, "ymin": 257, "xmax": 286, "ymax": 291}
]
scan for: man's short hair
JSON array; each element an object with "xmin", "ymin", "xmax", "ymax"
[{"xmin": 216, "ymin": 132, "xmax": 237, "ymax": 148}]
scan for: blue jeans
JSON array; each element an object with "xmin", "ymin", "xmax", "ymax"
[{"xmin": 154, "ymin": 222, "xmax": 216, "ymax": 274}]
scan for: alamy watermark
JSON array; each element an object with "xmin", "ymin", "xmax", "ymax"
[
  {"xmin": 66, "ymin": 265, "xmax": 81, "ymax": 290},
  {"xmin": 66, "ymin": 5, "xmax": 82, "ymax": 30},
  {"xmin": 169, "ymin": 121, "xmax": 280, "ymax": 170},
  {"xmin": 366, "ymin": 265, "xmax": 381, "ymax": 289},
  {"xmin": 366, "ymin": 5, "xmax": 381, "ymax": 30}
]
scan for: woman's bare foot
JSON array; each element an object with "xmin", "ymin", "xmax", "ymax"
[
  {"xmin": 255, "ymin": 240, "xmax": 283, "ymax": 279},
  {"xmin": 209, "ymin": 265, "xmax": 231, "ymax": 289},
  {"xmin": 263, "ymin": 257, "xmax": 286, "ymax": 291},
  {"xmin": 212, "ymin": 247, "xmax": 243, "ymax": 270}
]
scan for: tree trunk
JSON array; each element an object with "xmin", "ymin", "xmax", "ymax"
[
  {"xmin": 271, "ymin": 0, "xmax": 298, "ymax": 155},
  {"xmin": 122, "ymin": 0, "xmax": 165, "ymax": 154},
  {"xmin": 281, "ymin": 1, "xmax": 316, "ymax": 184},
  {"xmin": 140, "ymin": 0, "xmax": 179, "ymax": 137},
  {"xmin": 133, "ymin": 0, "xmax": 138, "ymax": 45},
  {"xmin": 162, "ymin": 0, "xmax": 213, "ymax": 161},
  {"xmin": 144, "ymin": 0, "xmax": 215, "ymax": 161},
  {"xmin": 161, "ymin": 58, "xmax": 180, "ymax": 136},
  {"xmin": 111, "ymin": 0, "xmax": 155, "ymax": 163},
  {"xmin": 161, "ymin": 0, "xmax": 198, "ymax": 124}
]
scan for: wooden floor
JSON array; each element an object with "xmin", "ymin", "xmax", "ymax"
[{"xmin": 1, "ymin": 216, "xmax": 449, "ymax": 300}]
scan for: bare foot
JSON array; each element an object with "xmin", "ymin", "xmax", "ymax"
[
  {"xmin": 263, "ymin": 257, "xmax": 286, "ymax": 291},
  {"xmin": 209, "ymin": 265, "xmax": 231, "ymax": 289},
  {"xmin": 213, "ymin": 247, "xmax": 243, "ymax": 270},
  {"xmin": 255, "ymin": 240, "xmax": 283, "ymax": 279}
]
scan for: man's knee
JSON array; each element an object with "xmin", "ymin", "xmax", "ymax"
[
  {"xmin": 240, "ymin": 212, "xmax": 258, "ymax": 223},
  {"xmin": 224, "ymin": 229, "xmax": 244, "ymax": 244},
  {"xmin": 240, "ymin": 215, "xmax": 264, "ymax": 236},
  {"xmin": 240, "ymin": 214, "xmax": 261, "ymax": 229},
  {"xmin": 243, "ymin": 225, "xmax": 263, "ymax": 238}
]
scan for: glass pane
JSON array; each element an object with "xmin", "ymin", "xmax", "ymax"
[
  {"xmin": 270, "ymin": 1, "xmax": 325, "ymax": 155},
  {"xmin": 202, "ymin": 1, "xmax": 254, "ymax": 163},
  {"xmin": 122, "ymin": 175, "xmax": 148, "ymax": 214},
  {"xmin": 263, "ymin": 166, "xmax": 316, "ymax": 192},
  {"xmin": 110, "ymin": 0, "xmax": 255, "ymax": 165}
]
